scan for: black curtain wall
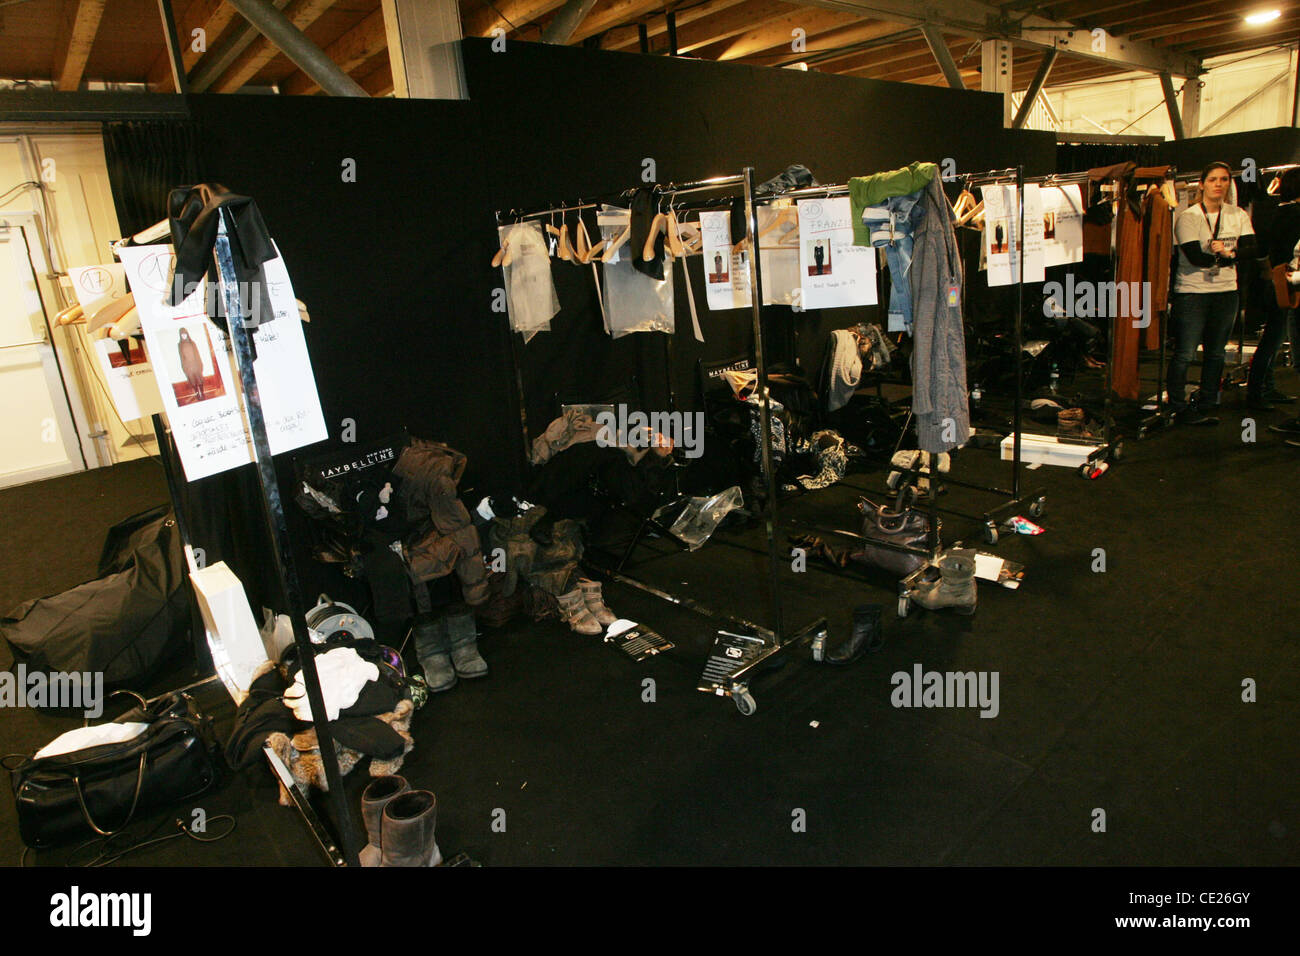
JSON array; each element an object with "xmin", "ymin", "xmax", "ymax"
[{"xmin": 102, "ymin": 120, "xmax": 201, "ymax": 237}]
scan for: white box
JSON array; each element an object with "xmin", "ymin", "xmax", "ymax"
[{"xmin": 1000, "ymin": 432, "xmax": 1099, "ymax": 468}]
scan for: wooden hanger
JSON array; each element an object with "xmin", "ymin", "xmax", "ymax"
[
  {"xmin": 951, "ymin": 189, "xmax": 976, "ymax": 220},
  {"xmin": 641, "ymin": 210, "xmax": 667, "ymax": 261},
  {"xmin": 758, "ymin": 203, "xmax": 798, "ymax": 239},
  {"xmin": 601, "ymin": 210, "xmax": 632, "ymax": 262},
  {"xmin": 666, "ymin": 204, "xmax": 686, "ymax": 258},
  {"xmin": 956, "ymin": 198, "xmax": 984, "ymax": 227}
]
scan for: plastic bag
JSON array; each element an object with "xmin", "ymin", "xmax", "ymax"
[
  {"xmin": 598, "ymin": 206, "xmax": 674, "ymax": 338},
  {"xmin": 653, "ymin": 486, "xmax": 744, "ymax": 551},
  {"xmin": 498, "ymin": 221, "xmax": 559, "ymax": 341}
]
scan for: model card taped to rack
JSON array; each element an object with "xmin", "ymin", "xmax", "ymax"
[
  {"xmin": 118, "ymin": 243, "xmax": 328, "ymax": 482},
  {"xmin": 796, "ymin": 197, "xmax": 877, "ymax": 309},
  {"xmin": 1040, "ymin": 185, "xmax": 1084, "ymax": 267},
  {"xmin": 981, "ymin": 184, "xmax": 1045, "ymax": 286},
  {"xmin": 699, "ymin": 209, "xmax": 751, "ymax": 311}
]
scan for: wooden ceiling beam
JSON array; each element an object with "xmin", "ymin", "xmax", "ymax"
[
  {"xmin": 281, "ymin": 7, "xmax": 388, "ymax": 95},
  {"xmin": 601, "ymin": 0, "xmax": 751, "ymax": 50},
  {"xmin": 210, "ymin": 0, "xmax": 337, "ymax": 93},
  {"xmin": 147, "ymin": 0, "xmax": 242, "ymax": 92},
  {"xmin": 568, "ymin": 0, "xmax": 664, "ymax": 44},
  {"xmin": 1105, "ymin": 0, "xmax": 1238, "ymax": 33},
  {"xmin": 463, "ymin": 0, "xmax": 568, "ymax": 37},
  {"xmin": 52, "ymin": 0, "xmax": 108, "ymax": 91},
  {"xmin": 707, "ymin": 7, "xmax": 861, "ymax": 61},
  {"xmin": 670, "ymin": 0, "xmax": 795, "ymax": 55},
  {"xmin": 732, "ymin": 18, "xmax": 911, "ymax": 65}
]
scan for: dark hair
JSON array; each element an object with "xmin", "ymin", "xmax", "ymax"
[
  {"xmin": 1199, "ymin": 161, "xmax": 1233, "ymax": 183},
  {"xmin": 1278, "ymin": 167, "xmax": 1300, "ymax": 202}
]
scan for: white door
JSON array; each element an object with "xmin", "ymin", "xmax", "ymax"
[{"xmin": 0, "ymin": 220, "xmax": 85, "ymax": 487}]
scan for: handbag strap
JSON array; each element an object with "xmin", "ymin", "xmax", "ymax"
[{"xmin": 72, "ymin": 751, "xmax": 148, "ymax": 837}]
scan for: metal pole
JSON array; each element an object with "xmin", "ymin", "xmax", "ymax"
[
  {"xmin": 744, "ymin": 166, "xmax": 785, "ymax": 643},
  {"xmin": 1013, "ymin": 165, "xmax": 1024, "ymax": 500},
  {"xmin": 222, "ymin": 0, "xmax": 368, "ymax": 97},
  {"xmin": 1012, "ymin": 49, "xmax": 1057, "ymax": 129},
  {"xmin": 154, "ymin": 0, "xmax": 189, "ymax": 94},
  {"xmin": 214, "ymin": 211, "xmax": 363, "ymax": 866}
]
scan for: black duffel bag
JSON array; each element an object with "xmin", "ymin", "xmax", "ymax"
[
  {"xmin": 4, "ymin": 690, "xmax": 219, "ymax": 849},
  {"xmin": 849, "ymin": 491, "xmax": 940, "ymax": 578}
]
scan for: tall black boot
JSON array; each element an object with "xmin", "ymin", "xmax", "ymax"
[{"xmin": 826, "ymin": 604, "xmax": 884, "ymax": 664}]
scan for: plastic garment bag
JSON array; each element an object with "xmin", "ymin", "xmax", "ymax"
[
  {"xmin": 652, "ymin": 486, "xmax": 744, "ymax": 551},
  {"xmin": 757, "ymin": 204, "xmax": 803, "ymax": 307},
  {"xmin": 598, "ymin": 206, "xmax": 675, "ymax": 338},
  {"xmin": 498, "ymin": 221, "xmax": 559, "ymax": 342}
]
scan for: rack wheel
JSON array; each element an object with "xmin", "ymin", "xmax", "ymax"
[
  {"xmin": 897, "ymin": 594, "xmax": 910, "ymax": 618},
  {"xmin": 1028, "ymin": 497, "xmax": 1046, "ymax": 519},
  {"xmin": 983, "ymin": 523, "xmax": 999, "ymax": 545},
  {"xmin": 1110, "ymin": 441, "xmax": 1125, "ymax": 462},
  {"xmin": 733, "ymin": 689, "xmax": 757, "ymax": 716},
  {"xmin": 1078, "ymin": 463, "xmax": 1091, "ymax": 479}
]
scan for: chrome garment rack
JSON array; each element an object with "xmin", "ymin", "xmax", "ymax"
[{"xmin": 496, "ymin": 169, "xmax": 827, "ymax": 716}]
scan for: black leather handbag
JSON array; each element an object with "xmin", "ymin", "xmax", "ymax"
[
  {"xmin": 850, "ymin": 492, "xmax": 939, "ymax": 578},
  {"xmin": 4, "ymin": 690, "xmax": 219, "ymax": 849}
]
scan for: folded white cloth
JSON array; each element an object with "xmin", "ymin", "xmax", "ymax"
[
  {"xmin": 284, "ymin": 646, "xmax": 378, "ymax": 722},
  {"xmin": 35, "ymin": 722, "xmax": 149, "ymax": 759}
]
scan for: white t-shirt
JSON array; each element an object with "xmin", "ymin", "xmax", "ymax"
[{"xmin": 1173, "ymin": 202, "xmax": 1254, "ymax": 293}]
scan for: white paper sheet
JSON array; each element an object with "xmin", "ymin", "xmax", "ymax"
[
  {"xmin": 699, "ymin": 210, "xmax": 751, "ymax": 311},
  {"xmin": 796, "ymin": 197, "xmax": 877, "ymax": 309},
  {"xmin": 981, "ymin": 184, "xmax": 1045, "ymax": 286},
  {"xmin": 68, "ymin": 263, "xmax": 129, "ymax": 315},
  {"xmin": 1039, "ymin": 184, "xmax": 1084, "ymax": 267},
  {"xmin": 92, "ymin": 338, "xmax": 163, "ymax": 421},
  {"xmin": 119, "ymin": 243, "xmax": 328, "ymax": 482}
]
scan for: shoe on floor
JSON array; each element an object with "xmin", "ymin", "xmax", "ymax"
[
  {"xmin": 1267, "ymin": 417, "xmax": 1300, "ymax": 435},
  {"xmin": 1263, "ymin": 389, "xmax": 1296, "ymax": 404},
  {"xmin": 1245, "ymin": 394, "xmax": 1276, "ymax": 412},
  {"xmin": 1174, "ymin": 407, "xmax": 1220, "ymax": 426}
]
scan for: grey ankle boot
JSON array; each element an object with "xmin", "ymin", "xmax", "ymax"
[
  {"xmin": 558, "ymin": 587, "xmax": 604, "ymax": 635},
  {"xmin": 359, "ymin": 775, "xmax": 409, "ymax": 867},
  {"xmin": 413, "ymin": 615, "xmax": 456, "ymax": 692},
  {"xmin": 911, "ymin": 548, "xmax": 977, "ymax": 615},
  {"xmin": 446, "ymin": 608, "xmax": 488, "ymax": 679},
  {"xmin": 379, "ymin": 790, "xmax": 443, "ymax": 867}
]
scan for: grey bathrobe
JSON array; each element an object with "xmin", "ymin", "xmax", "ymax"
[{"xmin": 909, "ymin": 175, "xmax": 970, "ymax": 452}]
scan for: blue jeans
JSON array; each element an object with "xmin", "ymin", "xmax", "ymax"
[
  {"xmin": 862, "ymin": 192, "xmax": 923, "ymax": 331},
  {"xmin": 1167, "ymin": 290, "xmax": 1239, "ymax": 409},
  {"xmin": 1247, "ymin": 297, "xmax": 1294, "ymax": 396}
]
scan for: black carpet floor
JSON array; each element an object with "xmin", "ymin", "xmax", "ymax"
[{"xmin": 2, "ymin": 360, "xmax": 1297, "ymax": 867}]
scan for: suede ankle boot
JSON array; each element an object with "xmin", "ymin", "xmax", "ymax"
[
  {"xmin": 911, "ymin": 549, "xmax": 977, "ymax": 614},
  {"xmin": 359, "ymin": 775, "xmax": 409, "ymax": 867},
  {"xmin": 446, "ymin": 608, "xmax": 488, "ymax": 679},
  {"xmin": 379, "ymin": 790, "xmax": 442, "ymax": 867},
  {"xmin": 558, "ymin": 587, "xmax": 604, "ymax": 635},
  {"xmin": 578, "ymin": 578, "xmax": 618, "ymax": 627},
  {"xmin": 413, "ymin": 615, "xmax": 456, "ymax": 692},
  {"xmin": 827, "ymin": 604, "xmax": 884, "ymax": 664}
]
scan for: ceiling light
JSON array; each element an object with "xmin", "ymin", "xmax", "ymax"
[{"xmin": 1244, "ymin": 9, "xmax": 1282, "ymax": 24}]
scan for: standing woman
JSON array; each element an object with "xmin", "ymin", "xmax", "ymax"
[{"xmin": 1167, "ymin": 162, "xmax": 1258, "ymax": 425}]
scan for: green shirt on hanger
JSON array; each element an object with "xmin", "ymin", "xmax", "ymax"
[{"xmin": 848, "ymin": 161, "xmax": 938, "ymax": 246}]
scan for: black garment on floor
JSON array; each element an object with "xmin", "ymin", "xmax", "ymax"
[{"xmin": 225, "ymin": 667, "xmax": 309, "ymax": 769}]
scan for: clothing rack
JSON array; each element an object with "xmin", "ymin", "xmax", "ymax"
[
  {"xmin": 497, "ymin": 168, "xmax": 828, "ymax": 716},
  {"xmin": 959, "ymin": 164, "xmax": 1131, "ymax": 480}
]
